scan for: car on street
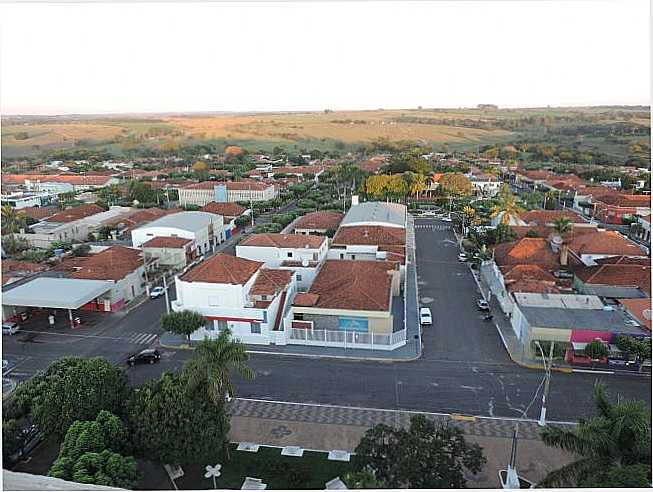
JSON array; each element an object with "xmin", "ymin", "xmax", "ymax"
[
  {"xmin": 476, "ymin": 299, "xmax": 490, "ymax": 311},
  {"xmin": 127, "ymin": 349, "xmax": 161, "ymax": 366},
  {"xmin": 419, "ymin": 307, "xmax": 433, "ymax": 325},
  {"xmin": 421, "ymin": 210, "xmax": 438, "ymax": 217},
  {"xmin": 2, "ymin": 322, "xmax": 20, "ymax": 335},
  {"xmin": 457, "ymin": 253, "xmax": 468, "ymax": 262},
  {"xmin": 441, "ymin": 216, "xmax": 452, "ymax": 222},
  {"xmin": 150, "ymin": 286, "xmax": 165, "ymax": 299}
]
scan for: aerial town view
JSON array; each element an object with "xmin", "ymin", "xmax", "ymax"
[{"xmin": 0, "ymin": 1, "xmax": 651, "ymax": 490}]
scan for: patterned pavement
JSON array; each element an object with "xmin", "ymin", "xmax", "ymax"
[{"xmin": 229, "ymin": 398, "xmax": 574, "ymax": 441}]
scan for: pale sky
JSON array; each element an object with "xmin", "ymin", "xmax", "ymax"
[{"xmin": 0, "ymin": 1, "xmax": 650, "ymax": 115}]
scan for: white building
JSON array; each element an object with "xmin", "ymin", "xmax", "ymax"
[
  {"xmin": 468, "ymin": 174, "xmax": 502, "ymax": 197},
  {"xmin": 0, "ymin": 191, "xmax": 58, "ymax": 209},
  {"xmin": 172, "ymin": 254, "xmax": 296, "ymax": 345},
  {"xmin": 178, "ymin": 181, "xmax": 277, "ymax": 207},
  {"xmin": 131, "ymin": 211, "xmax": 225, "ymax": 256},
  {"xmin": 236, "ymin": 233, "xmax": 328, "ymax": 290}
]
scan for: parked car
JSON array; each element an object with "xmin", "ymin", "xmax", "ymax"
[
  {"xmin": 421, "ymin": 210, "xmax": 438, "ymax": 217},
  {"xmin": 150, "ymin": 286, "xmax": 165, "ymax": 299},
  {"xmin": 419, "ymin": 307, "xmax": 433, "ymax": 325},
  {"xmin": 441, "ymin": 216, "xmax": 453, "ymax": 222},
  {"xmin": 476, "ymin": 299, "xmax": 490, "ymax": 311},
  {"xmin": 2, "ymin": 322, "xmax": 20, "ymax": 335},
  {"xmin": 127, "ymin": 349, "xmax": 161, "ymax": 366},
  {"xmin": 457, "ymin": 253, "xmax": 468, "ymax": 262}
]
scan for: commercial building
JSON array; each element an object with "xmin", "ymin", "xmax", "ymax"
[
  {"xmin": 131, "ymin": 211, "xmax": 225, "ymax": 255},
  {"xmin": 178, "ymin": 181, "xmax": 276, "ymax": 207},
  {"xmin": 141, "ymin": 236, "xmax": 196, "ymax": 270}
]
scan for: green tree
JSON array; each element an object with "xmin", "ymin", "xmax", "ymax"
[
  {"xmin": 578, "ymin": 463, "xmax": 651, "ymax": 488},
  {"xmin": 584, "ymin": 339, "xmax": 609, "ymax": 360},
  {"xmin": 539, "ymin": 383, "xmax": 651, "ymax": 487},
  {"xmin": 553, "ymin": 217, "xmax": 572, "ymax": 235},
  {"xmin": 615, "ymin": 336, "xmax": 651, "ymax": 372},
  {"xmin": 343, "ymin": 469, "xmax": 381, "ymax": 488},
  {"xmin": 490, "ymin": 185, "xmax": 524, "ymax": 225},
  {"xmin": 11, "ymin": 357, "xmax": 129, "ymax": 438},
  {"xmin": 127, "ymin": 372, "xmax": 230, "ymax": 465},
  {"xmin": 1, "ymin": 235, "xmax": 29, "ymax": 255},
  {"xmin": 182, "ymin": 328, "xmax": 254, "ymax": 406},
  {"xmin": 352, "ymin": 415, "xmax": 486, "ymax": 488},
  {"xmin": 438, "ymin": 173, "xmax": 472, "ymax": 198},
  {"xmin": 161, "ymin": 310, "xmax": 206, "ymax": 344},
  {"xmin": 71, "ymin": 450, "xmax": 139, "ymax": 489},
  {"xmin": 2, "ymin": 419, "xmax": 24, "ymax": 466},
  {"xmin": 1, "ymin": 205, "xmax": 27, "ymax": 234}
]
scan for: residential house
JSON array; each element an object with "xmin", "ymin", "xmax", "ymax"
[
  {"xmin": 236, "ymin": 233, "xmax": 328, "ymax": 290},
  {"xmin": 201, "ymin": 202, "xmax": 249, "ymax": 238},
  {"xmin": 293, "ymin": 211, "xmax": 344, "ymax": 235},
  {"xmin": 2, "ymin": 174, "xmax": 119, "ymax": 192},
  {"xmin": 171, "ymin": 254, "xmax": 296, "ymax": 345},
  {"xmin": 141, "ymin": 236, "xmax": 196, "ymax": 270},
  {"xmin": 468, "ymin": 173, "xmax": 501, "ymax": 197},
  {"xmin": 566, "ymin": 230, "xmax": 647, "ymax": 266},
  {"xmin": 131, "ymin": 211, "xmax": 225, "ymax": 255},
  {"xmin": 591, "ymin": 193, "xmax": 651, "ymax": 225},
  {"xmin": 285, "ymin": 260, "xmax": 405, "ymax": 350},
  {"xmin": 573, "ymin": 256, "xmax": 650, "ymax": 299},
  {"xmin": 632, "ymin": 214, "xmax": 651, "ymax": 244},
  {"xmin": 70, "ymin": 246, "xmax": 146, "ymax": 311},
  {"xmin": 617, "ymin": 298, "xmax": 652, "ymax": 331}
]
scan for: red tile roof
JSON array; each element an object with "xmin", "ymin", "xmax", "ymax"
[
  {"xmin": 281, "ymin": 260, "xmax": 319, "ymax": 267},
  {"xmin": 71, "ymin": 246, "xmax": 143, "ymax": 281},
  {"xmin": 226, "ymin": 181, "xmax": 273, "ymax": 191},
  {"xmin": 19, "ymin": 206, "xmax": 58, "ymax": 220},
  {"xmin": 181, "ymin": 181, "xmax": 217, "ymax": 190},
  {"xmin": 239, "ymin": 233, "xmax": 325, "ymax": 249},
  {"xmin": 1, "ymin": 174, "xmax": 114, "ymax": 186},
  {"xmin": 121, "ymin": 207, "xmax": 182, "ymax": 233},
  {"xmin": 293, "ymin": 260, "xmax": 398, "ymax": 311},
  {"xmin": 594, "ymin": 256, "xmax": 650, "ymax": 266},
  {"xmin": 181, "ymin": 253, "xmax": 262, "ymax": 284},
  {"xmin": 292, "ymin": 293, "xmax": 321, "ymax": 307},
  {"xmin": 1, "ymin": 260, "xmax": 47, "ymax": 275},
  {"xmin": 272, "ymin": 165, "xmax": 325, "ymax": 175},
  {"xmin": 358, "ymin": 158, "xmax": 386, "ymax": 174},
  {"xmin": 511, "ymin": 224, "xmax": 598, "ymax": 240},
  {"xmin": 595, "ymin": 194, "xmax": 650, "ymax": 208},
  {"xmin": 518, "ymin": 209, "xmax": 586, "ymax": 225},
  {"xmin": 501, "ymin": 264, "xmax": 560, "ymax": 294},
  {"xmin": 574, "ymin": 264, "xmax": 651, "ymax": 294},
  {"xmin": 332, "ymin": 225, "xmax": 405, "ymax": 247},
  {"xmin": 568, "ymin": 231, "xmax": 645, "ymax": 257},
  {"xmin": 45, "ymin": 204, "xmax": 104, "ymax": 223},
  {"xmin": 141, "ymin": 236, "xmax": 192, "ymax": 249},
  {"xmin": 618, "ymin": 298, "xmax": 652, "ymax": 330},
  {"xmin": 201, "ymin": 202, "xmax": 247, "ymax": 218},
  {"xmin": 493, "ymin": 238, "xmax": 560, "ymax": 270},
  {"xmin": 250, "ymin": 269, "xmax": 294, "ymax": 296},
  {"xmin": 294, "ymin": 211, "xmax": 344, "ymax": 231}
]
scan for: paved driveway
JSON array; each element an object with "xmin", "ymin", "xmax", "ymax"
[{"xmin": 414, "ymin": 217, "xmax": 509, "ymax": 364}]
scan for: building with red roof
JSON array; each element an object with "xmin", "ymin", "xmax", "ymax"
[{"xmin": 294, "ymin": 211, "xmax": 344, "ymax": 235}]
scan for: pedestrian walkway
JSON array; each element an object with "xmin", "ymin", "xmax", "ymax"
[
  {"xmin": 124, "ymin": 332, "xmax": 158, "ymax": 345},
  {"xmin": 414, "ymin": 224, "xmax": 452, "ymax": 231}
]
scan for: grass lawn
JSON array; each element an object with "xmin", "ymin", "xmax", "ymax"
[{"xmin": 174, "ymin": 445, "xmax": 353, "ymax": 490}]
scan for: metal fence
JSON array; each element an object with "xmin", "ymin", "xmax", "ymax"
[{"xmin": 288, "ymin": 327, "xmax": 406, "ymax": 350}]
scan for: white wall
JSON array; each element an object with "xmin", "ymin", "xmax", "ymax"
[
  {"xmin": 236, "ymin": 244, "xmax": 325, "ymax": 267},
  {"xmin": 132, "ymin": 226, "xmax": 196, "ymax": 248}
]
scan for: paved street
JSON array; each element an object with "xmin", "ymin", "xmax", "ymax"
[{"xmin": 3, "ymin": 216, "xmax": 650, "ymax": 424}]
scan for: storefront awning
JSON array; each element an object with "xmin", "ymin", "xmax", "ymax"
[{"xmin": 2, "ymin": 277, "xmax": 113, "ymax": 310}]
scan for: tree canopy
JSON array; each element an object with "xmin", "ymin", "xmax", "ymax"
[
  {"xmin": 9, "ymin": 357, "xmax": 128, "ymax": 437},
  {"xmin": 127, "ymin": 372, "xmax": 230, "ymax": 465},
  {"xmin": 438, "ymin": 173, "xmax": 472, "ymax": 197},
  {"xmin": 161, "ymin": 310, "xmax": 206, "ymax": 344},
  {"xmin": 351, "ymin": 415, "xmax": 486, "ymax": 488}
]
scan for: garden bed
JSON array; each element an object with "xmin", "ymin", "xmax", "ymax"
[{"xmin": 174, "ymin": 445, "xmax": 353, "ymax": 490}]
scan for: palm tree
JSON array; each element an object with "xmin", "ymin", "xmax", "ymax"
[
  {"xmin": 490, "ymin": 185, "xmax": 524, "ymax": 225},
  {"xmin": 539, "ymin": 383, "xmax": 651, "ymax": 487},
  {"xmin": 182, "ymin": 328, "xmax": 255, "ymax": 407},
  {"xmin": 552, "ymin": 217, "xmax": 572, "ymax": 235},
  {"xmin": 1, "ymin": 205, "xmax": 26, "ymax": 234}
]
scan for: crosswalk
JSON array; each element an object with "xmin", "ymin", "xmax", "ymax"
[
  {"xmin": 124, "ymin": 332, "xmax": 158, "ymax": 345},
  {"xmin": 414, "ymin": 224, "xmax": 452, "ymax": 231}
]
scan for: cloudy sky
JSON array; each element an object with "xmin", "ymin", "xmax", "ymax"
[{"xmin": 0, "ymin": 1, "xmax": 650, "ymax": 115}]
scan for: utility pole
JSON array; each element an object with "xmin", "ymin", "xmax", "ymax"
[
  {"xmin": 162, "ymin": 274, "xmax": 170, "ymax": 315},
  {"xmin": 536, "ymin": 341, "xmax": 554, "ymax": 427}
]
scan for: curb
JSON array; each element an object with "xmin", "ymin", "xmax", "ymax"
[{"xmin": 159, "ymin": 341, "xmax": 421, "ymax": 362}]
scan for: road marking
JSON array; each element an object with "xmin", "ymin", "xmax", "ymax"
[
  {"xmin": 18, "ymin": 330, "xmax": 123, "ymax": 341},
  {"xmin": 572, "ymin": 369, "xmax": 615, "ymax": 375},
  {"xmin": 233, "ymin": 397, "xmax": 577, "ymax": 426},
  {"xmin": 126, "ymin": 333, "xmax": 159, "ymax": 345},
  {"xmin": 450, "ymin": 414, "xmax": 477, "ymax": 422}
]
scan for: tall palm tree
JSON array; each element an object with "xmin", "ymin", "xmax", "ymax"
[
  {"xmin": 552, "ymin": 217, "xmax": 572, "ymax": 235},
  {"xmin": 539, "ymin": 383, "xmax": 651, "ymax": 487},
  {"xmin": 1, "ymin": 205, "xmax": 26, "ymax": 234},
  {"xmin": 490, "ymin": 185, "xmax": 524, "ymax": 225},
  {"xmin": 182, "ymin": 329, "xmax": 255, "ymax": 407}
]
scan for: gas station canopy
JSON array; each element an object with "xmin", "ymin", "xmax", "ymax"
[{"xmin": 2, "ymin": 278, "xmax": 113, "ymax": 310}]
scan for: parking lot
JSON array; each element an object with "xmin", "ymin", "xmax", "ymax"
[{"xmin": 414, "ymin": 216, "xmax": 511, "ymax": 365}]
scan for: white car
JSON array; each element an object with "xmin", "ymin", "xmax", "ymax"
[
  {"xmin": 419, "ymin": 307, "xmax": 433, "ymax": 326},
  {"xmin": 441, "ymin": 216, "xmax": 453, "ymax": 222},
  {"xmin": 476, "ymin": 299, "xmax": 490, "ymax": 311},
  {"xmin": 2, "ymin": 322, "xmax": 19, "ymax": 335},
  {"xmin": 150, "ymin": 286, "xmax": 165, "ymax": 299},
  {"xmin": 421, "ymin": 210, "xmax": 438, "ymax": 217},
  {"xmin": 458, "ymin": 253, "xmax": 468, "ymax": 262}
]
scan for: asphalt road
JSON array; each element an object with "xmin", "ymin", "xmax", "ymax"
[{"xmin": 3, "ymin": 216, "xmax": 650, "ymax": 423}]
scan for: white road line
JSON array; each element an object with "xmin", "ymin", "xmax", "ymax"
[
  {"xmin": 233, "ymin": 397, "xmax": 578, "ymax": 426},
  {"xmin": 17, "ymin": 330, "xmax": 123, "ymax": 341},
  {"xmin": 142, "ymin": 334, "xmax": 158, "ymax": 344},
  {"xmin": 572, "ymin": 369, "xmax": 615, "ymax": 375},
  {"xmin": 131, "ymin": 333, "xmax": 149, "ymax": 344}
]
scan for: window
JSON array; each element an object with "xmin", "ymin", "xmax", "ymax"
[
  {"xmin": 250, "ymin": 322, "xmax": 261, "ymax": 334},
  {"xmin": 339, "ymin": 316, "xmax": 368, "ymax": 333},
  {"xmin": 339, "ymin": 253, "xmax": 344, "ymax": 260},
  {"xmin": 351, "ymin": 255, "xmax": 356, "ymax": 260},
  {"xmin": 294, "ymin": 313, "xmax": 304, "ymax": 321},
  {"xmin": 312, "ymin": 253, "xmax": 318, "ymax": 261},
  {"xmin": 287, "ymin": 252, "xmax": 293, "ymax": 258},
  {"xmin": 217, "ymin": 319, "xmax": 228, "ymax": 331},
  {"xmin": 296, "ymin": 274, "xmax": 302, "ymax": 281},
  {"xmin": 261, "ymin": 295, "xmax": 268, "ymax": 301}
]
